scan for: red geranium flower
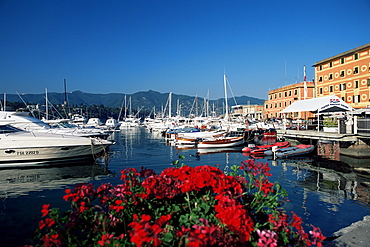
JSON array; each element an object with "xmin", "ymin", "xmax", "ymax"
[{"xmin": 41, "ymin": 204, "xmax": 50, "ymax": 217}]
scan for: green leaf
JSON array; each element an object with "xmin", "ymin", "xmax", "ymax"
[{"xmin": 162, "ymin": 232, "xmax": 174, "ymax": 243}]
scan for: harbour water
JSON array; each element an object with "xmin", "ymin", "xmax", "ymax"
[{"xmin": 1, "ymin": 127, "xmax": 370, "ymax": 246}]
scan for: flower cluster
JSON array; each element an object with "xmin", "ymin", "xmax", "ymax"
[{"xmin": 31, "ymin": 159, "xmax": 325, "ymax": 246}]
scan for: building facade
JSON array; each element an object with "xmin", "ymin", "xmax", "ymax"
[
  {"xmin": 313, "ymin": 43, "xmax": 370, "ymax": 109},
  {"xmin": 264, "ymin": 81, "xmax": 315, "ymax": 120},
  {"xmin": 231, "ymin": 104, "xmax": 264, "ymax": 120}
]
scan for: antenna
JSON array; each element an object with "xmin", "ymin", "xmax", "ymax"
[{"xmin": 64, "ymin": 79, "xmax": 67, "ymax": 106}]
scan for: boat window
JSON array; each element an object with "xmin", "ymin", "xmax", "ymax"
[{"xmin": 0, "ymin": 125, "xmax": 24, "ymax": 134}]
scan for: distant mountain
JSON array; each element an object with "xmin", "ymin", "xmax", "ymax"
[{"xmin": 3, "ymin": 90, "xmax": 265, "ymax": 114}]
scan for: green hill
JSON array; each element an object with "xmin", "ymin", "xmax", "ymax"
[{"xmin": 3, "ymin": 90, "xmax": 265, "ymax": 116}]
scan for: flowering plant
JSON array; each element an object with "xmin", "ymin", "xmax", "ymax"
[{"xmin": 32, "ymin": 158, "xmax": 325, "ymax": 246}]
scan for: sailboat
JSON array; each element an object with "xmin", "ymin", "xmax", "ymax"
[
  {"xmin": 195, "ymin": 72, "xmax": 246, "ymax": 148},
  {"xmin": 220, "ymin": 73, "xmax": 248, "ymax": 132},
  {"xmin": 41, "ymin": 88, "xmax": 71, "ymax": 126},
  {"xmin": 119, "ymin": 96, "xmax": 140, "ymax": 129}
]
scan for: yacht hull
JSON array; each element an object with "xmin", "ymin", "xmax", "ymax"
[
  {"xmin": 0, "ymin": 126, "xmax": 113, "ymax": 167},
  {"xmin": 0, "ymin": 145, "xmax": 108, "ymax": 166}
]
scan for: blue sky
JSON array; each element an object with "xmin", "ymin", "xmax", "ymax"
[{"xmin": 1, "ymin": 0, "xmax": 369, "ymax": 100}]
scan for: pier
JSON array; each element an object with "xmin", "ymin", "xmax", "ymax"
[{"xmin": 277, "ymin": 129, "xmax": 370, "ymax": 158}]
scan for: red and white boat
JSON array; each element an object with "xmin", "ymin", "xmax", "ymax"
[{"xmin": 242, "ymin": 141, "xmax": 290, "ymax": 156}]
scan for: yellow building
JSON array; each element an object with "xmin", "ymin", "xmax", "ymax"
[
  {"xmin": 231, "ymin": 104, "xmax": 264, "ymax": 120},
  {"xmin": 313, "ymin": 43, "xmax": 370, "ymax": 109},
  {"xmin": 264, "ymin": 81, "xmax": 315, "ymax": 120}
]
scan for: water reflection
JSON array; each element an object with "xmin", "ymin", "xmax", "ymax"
[
  {"xmin": 269, "ymin": 156, "xmax": 370, "ymax": 237},
  {"xmin": 0, "ymin": 158, "xmax": 114, "ymax": 247},
  {"xmin": 274, "ymin": 157, "xmax": 370, "ymax": 205},
  {"xmin": 0, "ymin": 159, "xmax": 113, "ymax": 199}
]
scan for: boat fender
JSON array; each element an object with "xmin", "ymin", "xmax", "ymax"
[{"xmin": 242, "ymin": 147, "xmax": 251, "ymax": 152}]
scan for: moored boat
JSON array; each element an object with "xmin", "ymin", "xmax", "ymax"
[
  {"xmin": 197, "ymin": 135, "xmax": 245, "ymax": 148},
  {"xmin": 0, "ymin": 111, "xmax": 109, "ymax": 139},
  {"xmin": 242, "ymin": 141, "xmax": 290, "ymax": 156},
  {"xmin": 274, "ymin": 144, "xmax": 315, "ymax": 158},
  {"xmin": 196, "ymin": 146, "xmax": 242, "ymax": 155},
  {"xmin": 105, "ymin": 118, "xmax": 121, "ymax": 130},
  {"xmin": 0, "ymin": 125, "xmax": 115, "ymax": 167},
  {"xmin": 175, "ymin": 136, "xmax": 199, "ymax": 146}
]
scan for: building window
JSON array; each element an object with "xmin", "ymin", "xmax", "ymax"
[
  {"xmin": 319, "ymin": 88, "xmax": 323, "ymax": 94},
  {"xmin": 275, "ymin": 103, "xmax": 277, "ymax": 108},
  {"xmin": 354, "ymin": 67, "xmax": 359, "ymax": 74},
  {"xmin": 340, "ymin": 70, "xmax": 345, "ymax": 77},
  {"xmin": 340, "ymin": 83, "xmax": 346, "ymax": 91},
  {"xmin": 274, "ymin": 94, "xmax": 277, "ymax": 99},
  {"xmin": 279, "ymin": 102, "xmax": 282, "ymax": 107},
  {"xmin": 319, "ymin": 76, "xmax": 323, "ymax": 82},
  {"xmin": 279, "ymin": 93, "xmax": 281, "ymax": 98},
  {"xmin": 355, "ymin": 80, "xmax": 359, "ymax": 88},
  {"xmin": 341, "ymin": 96, "xmax": 345, "ymax": 101},
  {"xmin": 354, "ymin": 95, "xmax": 360, "ymax": 103},
  {"xmin": 329, "ymin": 85, "xmax": 333, "ymax": 92},
  {"xmin": 289, "ymin": 90, "xmax": 291, "ymax": 96},
  {"xmin": 354, "ymin": 53, "xmax": 359, "ymax": 60},
  {"xmin": 294, "ymin": 89, "xmax": 298, "ymax": 95},
  {"xmin": 329, "ymin": 73, "xmax": 333, "ymax": 80},
  {"xmin": 284, "ymin": 92, "xmax": 287, "ymax": 97},
  {"xmin": 319, "ymin": 65, "xmax": 322, "ymax": 70},
  {"xmin": 329, "ymin": 62, "xmax": 332, "ymax": 67},
  {"xmin": 341, "ymin": 58, "xmax": 345, "ymax": 64},
  {"xmin": 265, "ymin": 104, "xmax": 268, "ymax": 109}
]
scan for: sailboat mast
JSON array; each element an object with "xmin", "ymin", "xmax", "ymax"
[
  {"xmin": 177, "ymin": 98, "xmax": 180, "ymax": 117},
  {"xmin": 124, "ymin": 95, "xmax": 127, "ymax": 119},
  {"xmin": 45, "ymin": 88, "xmax": 48, "ymax": 121},
  {"xmin": 64, "ymin": 79, "xmax": 67, "ymax": 106},
  {"xmin": 169, "ymin": 92, "xmax": 172, "ymax": 118},
  {"xmin": 223, "ymin": 73, "xmax": 229, "ymax": 121},
  {"xmin": 3, "ymin": 93, "xmax": 6, "ymax": 111}
]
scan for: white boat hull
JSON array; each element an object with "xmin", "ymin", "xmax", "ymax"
[
  {"xmin": 0, "ymin": 127, "xmax": 113, "ymax": 167},
  {"xmin": 0, "ymin": 145, "xmax": 106, "ymax": 166},
  {"xmin": 197, "ymin": 136, "xmax": 245, "ymax": 148}
]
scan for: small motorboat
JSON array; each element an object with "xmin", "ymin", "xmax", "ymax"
[
  {"xmin": 242, "ymin": 141, "xmax": 290, "ymax": 156},
  {"xmin": 274, "ymin": 144, "xmax": 315, "ymax": 158}
]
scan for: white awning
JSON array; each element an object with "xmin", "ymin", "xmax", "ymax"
[
  {"xmin": 280, "ymin": 95, "xmax": 353, "ymax": 113},
  {"xmin": 352, "ymin": 108, "xmax": 370, "ymax": 115}
]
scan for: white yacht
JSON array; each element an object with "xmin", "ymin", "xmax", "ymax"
[
  {"xmin": 0, "ymin": 111, "xmax": 109, "ymax": 138},
  {"xmin": 105, "ymin": 118, "xmax": 121, "ymax": 130},
  {"xmin": 0, "ymin": 125, "xmax": 114, "ymax": 167}
]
